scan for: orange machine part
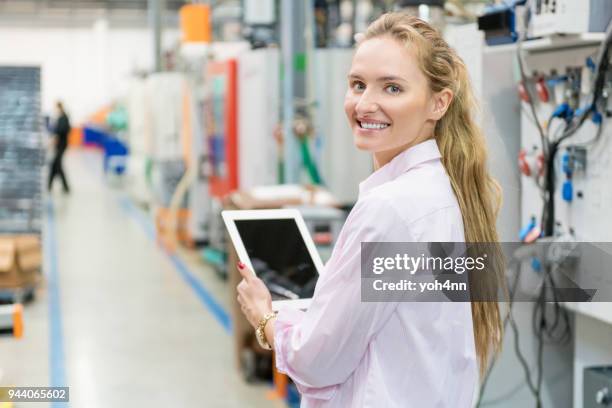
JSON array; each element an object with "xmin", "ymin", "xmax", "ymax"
[
  {"xmin": 68, "ymin": 126, "xmax": 83, "ymax": 147},
  {"xmin": 207, "ymin": 59, "xmax": 239, "ymax": 198},
  {"xmin": 13, "ymin": 304, "xmax": 23, "ymax": 338},
  {"xmin": 180, "ymin": 4, "xmax": 211, "ymax": 43},
  {"xmin": 266, "ymin": 353, "xmax": 288, "ymax": 400}
]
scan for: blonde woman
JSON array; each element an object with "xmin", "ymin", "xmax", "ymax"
[{"xmin": 237, "ymin": 12, "xmax": 502, "ymax": 407}]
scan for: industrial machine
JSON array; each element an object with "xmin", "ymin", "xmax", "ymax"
[
  {"xmin": 455, "ymin": 3, "xmax": 612, "ymax": 404},
  {"xmin": 202, "ymin": 47, "xmax": 281, "ymax": 276},
  {"xmin": 530, "ymin": 0, "xmax": 612, "ymax": 37},
  {"xmin": 236, "ymin": 48, "xmax": 280, "ymax": 190}
]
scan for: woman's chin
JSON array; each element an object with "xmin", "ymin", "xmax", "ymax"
[{"xmin": 353, "ymin": 135, "xmax": 377, "ymax": 152}]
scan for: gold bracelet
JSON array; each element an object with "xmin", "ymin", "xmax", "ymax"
[{"xmin": 255, "ymin": 311, "xmax": 277, "ymax": 350}]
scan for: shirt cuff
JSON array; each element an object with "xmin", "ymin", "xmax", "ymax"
[
  {"xmin": 273, "ymin": 308, "xmax": 304, "ymax": 376},
  {"xmin": 273, "ymin": 308, "xmax": 338, "ymax": 401}
]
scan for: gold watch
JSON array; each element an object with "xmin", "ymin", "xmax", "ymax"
[{"xmin": 255, "ymin": 311, "xmax": 277, "ymax": 350}]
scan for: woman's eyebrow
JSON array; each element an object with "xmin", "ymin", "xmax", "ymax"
[
  {"xmin": 347, "ymin": 73, "xmax": 407, "ymax": 83},
  {"xmin": 377, "ymin": 75, "xmax": 407, "ymax": 83}
]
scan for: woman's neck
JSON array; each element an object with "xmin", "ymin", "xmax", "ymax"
[{"xmin": 373, "ymin": 136, "xmax": 434, "ymax": 170}]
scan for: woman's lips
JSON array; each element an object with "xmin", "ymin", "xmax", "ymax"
[{"xmin": 357, "ymin": 120, "xmax": 391, "ymax": 131}]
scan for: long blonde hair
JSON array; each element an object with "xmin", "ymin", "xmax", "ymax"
[{"xmin": 363, "ymin": 13, "xmax": 504, "ymax": 376}]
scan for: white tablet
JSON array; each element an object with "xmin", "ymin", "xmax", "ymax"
[{"xmin": 222, "ymin": 209, "xmax": 324, "ymax": 310}]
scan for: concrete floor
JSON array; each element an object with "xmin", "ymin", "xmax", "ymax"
[{"xmin": 0, "ymin": 149, "xmax": 285, "ymax": 408}]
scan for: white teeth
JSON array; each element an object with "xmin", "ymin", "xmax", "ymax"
[{"xmin": 360, "ymin": 121, "xmax": 389, "ymax": 130}]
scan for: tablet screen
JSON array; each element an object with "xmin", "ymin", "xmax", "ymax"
[{"xmin": 235, "ymin": 218, "xmax": 319, "ymax": 301}]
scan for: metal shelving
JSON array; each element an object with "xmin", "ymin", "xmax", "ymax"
[{"xmin": 0, "ymin": 66, "xmax": 44, "ymax": 235}]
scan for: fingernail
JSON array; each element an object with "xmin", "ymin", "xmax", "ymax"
[{"xmin": 237, "ymin": 261, "xmax": 245, "ymax": 269}]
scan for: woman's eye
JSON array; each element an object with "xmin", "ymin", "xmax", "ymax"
[
  {"xmin": 385, "ymin": 85, "xmax": 401, "ymax": 94},
  {"xmin": 352, "ymin": 81, "xmax": 365, "ymax": 92}
]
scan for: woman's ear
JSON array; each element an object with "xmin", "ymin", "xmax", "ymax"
[{"xmin": 429, "ymin": 88, "xmax": 454, "ymax": 121}]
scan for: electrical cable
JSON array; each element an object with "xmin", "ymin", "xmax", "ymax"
[
  {"xmin": 532, "ymin": 265, "xmax": 572, "ymax": 345},
  {"xmin": 516, "ymin": 4, "xmax": 552, "ymax": 203},
  {"xmin": 518, "ymin": 10, "xmax": 612, "ymax": 237},
  {"xmin": 509, "ymin": 301, "xmax": 542, "ymax": 406},
  {"xmin": 540, "ymin": 19, "xmax": 612, "ymax": 235},
  {"xmin": 521, "ymin": 104, "xmax": 540, "ymax": 127},
  {"xmin": 517, "ymin": 36, "xmax": 550, "ymax": 159},
  {"xmin": 567, "ymin": 121, "xmax": 604, "ymax": 147},
  {"xmin": 553, "ymin": 18, "xmax": 612, "ymax": 148}
]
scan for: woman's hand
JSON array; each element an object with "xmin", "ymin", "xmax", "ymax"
[{"xmin": 236, "ymin": 262, "xmax": 273, "ymax": 329}]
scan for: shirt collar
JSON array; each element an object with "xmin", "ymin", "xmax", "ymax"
[{"xmin": 358, "ymin": 139, "xmax": 442, "ymax": 197}]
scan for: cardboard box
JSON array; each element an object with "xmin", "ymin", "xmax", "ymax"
[{"xmin": 0, "ymin": 235, "xmax": 41, "ymax": 289}]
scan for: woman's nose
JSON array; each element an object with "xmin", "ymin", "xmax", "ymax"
[{"xmin": 355, "ymin": 95, "xmax": 379, "ymax": 114}]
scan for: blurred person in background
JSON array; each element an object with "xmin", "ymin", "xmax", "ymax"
[{"xmin": 48, "ymin": 101, "xmax": 71, "ymax": 193}]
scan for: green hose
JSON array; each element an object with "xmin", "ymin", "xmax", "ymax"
[{"xmin": 299, "ymin": 138, "xmax": 321, "ymax": 185}]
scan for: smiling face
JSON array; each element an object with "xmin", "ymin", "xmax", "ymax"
[{"xmin": 344, "ymin": 36, "xmax": 442, "ymax": 168}]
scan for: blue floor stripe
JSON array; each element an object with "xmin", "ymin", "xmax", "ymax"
[
  {"xmin": 168, "ymin": 254, "xmax": 232, "ymax": 333},
  {"xmin": 117, "ymin": 197, "xmax": 156, "ymax": 241},
  {"xmin": 45, "ymin": 200, "xmax": 69, "ymax": 406},
  {"xmin": 118, "ymin": 196, "xmax": 232, "ymax": 334}
]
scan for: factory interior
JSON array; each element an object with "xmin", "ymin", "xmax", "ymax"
[{"xmin": 1, "ymin": 0, "xmax": 612, "ymax": 407}]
